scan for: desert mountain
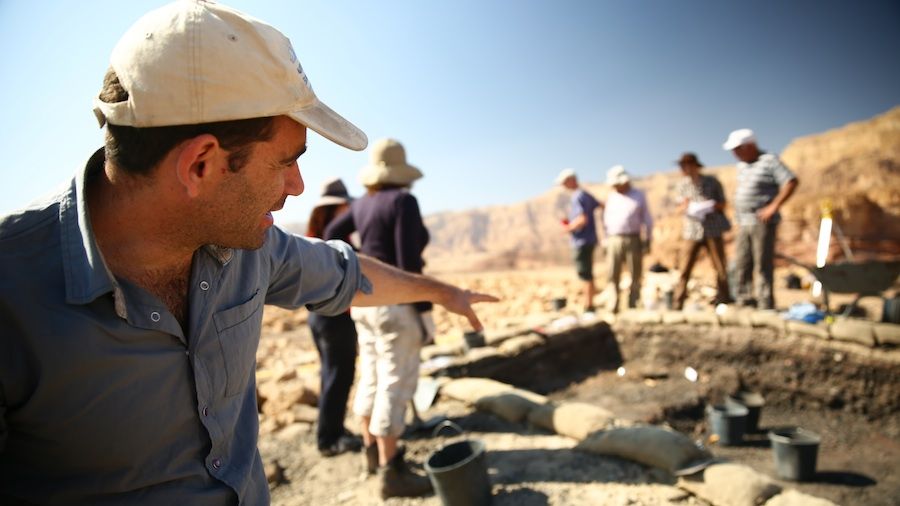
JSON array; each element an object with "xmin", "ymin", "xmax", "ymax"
[{"xmin": 423, "ymin": 106, "xmax": 900, "ymax": 273}]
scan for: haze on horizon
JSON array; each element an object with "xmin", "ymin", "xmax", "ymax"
[{"xmin": 1, "ymin": 0, "xmax": 899, "ymax": 226}]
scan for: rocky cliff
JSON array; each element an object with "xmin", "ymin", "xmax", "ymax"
[{"xmin": 423, "ymin": 106, "xmax": 900, "ymax": 273}]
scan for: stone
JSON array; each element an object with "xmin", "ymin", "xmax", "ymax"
[
  {"xmin": 764, "ymin": 489, "xmax": 839, "ymax": 506},
  {"xmin": 679, "ymin": 463, "xmax": 782, "ymax": 506}
]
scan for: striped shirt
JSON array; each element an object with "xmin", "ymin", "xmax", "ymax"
[
  {"xmin": 734, "ymin": 153, "xmax": 796, "ymax": 226},
  {"xmin": 675, "ymin": 174, "xmax": 731, "ymax": 240}
]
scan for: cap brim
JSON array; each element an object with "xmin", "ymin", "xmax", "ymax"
[{"xmin": 289, "ymin": 98, "xmax": 368, "ymax": 151}]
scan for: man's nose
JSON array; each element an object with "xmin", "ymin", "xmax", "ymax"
[{"xmin": 285, "ymin": 165, "xmax": 304, "ymax": 196}]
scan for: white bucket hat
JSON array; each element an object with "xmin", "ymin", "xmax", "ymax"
[
  {"xmin": 555, "ymin": 168, "xmax": 577, "ymax": 185},
  {"xmin": 359, "ymin": 138, "xmax": 423, "ymax": 187},
  {"xmin": 606, "ymin": 165, "xmax": 630, "ymax": 186},
  {"xmin": 314, "ymin": 178, "xmax": 353, "ymax": 208},
  {"xmin": 722, "ymin": 128, "xmax": 757, "ymax": 150},
  {"xmin": 92, "ymin": 0, "xmax": 367, "ymax": 151}
]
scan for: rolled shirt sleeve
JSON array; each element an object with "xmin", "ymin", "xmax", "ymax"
[{"xmin": 264, "ymin": 227, "xmax": 371, "ymax": 316}]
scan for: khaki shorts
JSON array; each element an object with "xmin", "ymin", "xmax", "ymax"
[{"xmin": 352, "ymin": 304, "xmax": 424, "ymax": 437}]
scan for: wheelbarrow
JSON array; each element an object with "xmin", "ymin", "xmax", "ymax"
[{"xmin": 778, "ymin": 255, "xmax": 900, "ymax": 317}]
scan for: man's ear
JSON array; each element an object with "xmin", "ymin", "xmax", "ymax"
[{"xmin": 174, "ymin": 134, "xmax": 221, "ymax": 198}]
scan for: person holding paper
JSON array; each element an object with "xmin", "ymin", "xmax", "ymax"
[{"xmin": 672, "ymin": 153, "xmax": 733, "ymax": 309}]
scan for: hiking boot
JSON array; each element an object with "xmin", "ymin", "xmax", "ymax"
[
  {"xmin": 378, "ymin": 448, "xmax": 433, "ymax": 499},
  {"xmin": 319, "ymin": 433, "xmax": 363, "ymax": 457},
  {"xmin": 364, "ymin": 443, "xmax": 379, "ymax": 475}
]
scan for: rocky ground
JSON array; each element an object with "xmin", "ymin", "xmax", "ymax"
[{"xmin": 256, "ymin": 266, "xmax": 899, "ymax": 505}]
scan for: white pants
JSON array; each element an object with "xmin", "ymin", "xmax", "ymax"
[{"xmin": 352, "ymin": 305, "xmax": 423, "ymax": 438}]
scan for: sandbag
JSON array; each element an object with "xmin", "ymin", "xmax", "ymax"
[
  {"xmin": 764, "ymin": 489, "xmax": 838, "ymax": 506},
  {"xmin": 475, "ymin": 392, "xmax": 544, "ymax": 423},
  {"xmin": 440, "ymin": 378, "xmax": 512, "ymax": 404},
  {"xmin": 679, "ymin": 463, "xmax": 782, "ymax": 506},
  {"xmin": 577, "ymin": 425, "xmax": 711, "ymax": 474},
  {"xmin": 529, "ymin": 402, "xmax": 616, "ymax": 440},
  {"xmin": 498, "ymin": 334, "xmax": 545, "ymax": 356}
]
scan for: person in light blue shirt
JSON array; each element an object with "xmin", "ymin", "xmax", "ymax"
[
  {"xmin": 0, "ymin": 2, "xmax": 496, "ymax": 505},
  {"xmin": 556, "ymin": 168, "xmax": 603, "ymax": 312}
]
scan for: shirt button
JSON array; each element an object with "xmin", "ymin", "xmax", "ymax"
[
  {"xmin": 199, "ymin": 281, "xmax": 210, "ymax": 291},
  {"xmin": 185, "ymin": 350, "xmax": 190, "ymax": 356},
  {"xmin": 202, "ymin": 406, "xmax": 208, "ymax": 417},
  {"xmin": 150, "ymin": 311, "xmax": 161, "ymax": 322},
  {"xmin": 212, "ymin": 458, "xmax": 222, "ymax": 469}
]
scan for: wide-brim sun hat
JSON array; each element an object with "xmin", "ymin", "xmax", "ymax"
[
  {"xmin": 722, "ymin": 128, "xmax": 756, "ymax": 151},
  {"xmin": 359, "ymin": 138, "xmax": 423, "ymax": 187},
  {"xmin": 606, "ymin": 165, "xmax": 630, "ymax": 186},
  {"xmin": 677, "ymin": 152, "xmax": 704, "ymax": 167},
  {"xmin": 92, "ymin": 0, "xmax": 367, "ymax": 151},
  {"xmin": 314, "ymin": 177, "xmax": 353, "ymax": 207}
]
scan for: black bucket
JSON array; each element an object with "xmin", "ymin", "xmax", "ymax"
[
  {"xmin": 425, "ymin": 439, "xmax": 491, "ymax": 506},
  {"xmin": 769, "ymin": 427, "xmax": 820, "ymax": 481},
  {"xmin": 707, "ymin": 403, "xmax": 748, "ymax": 446},
  {"xmin": 726, "ymin": 391, "xmax": 765, "ymax": 433},
  {"xmin": 463, "ymin": 331, "xmax": 486, "ymax": 351}
]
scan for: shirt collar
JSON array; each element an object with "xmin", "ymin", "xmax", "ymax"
[
  {"xmin": 60, "ymin": 149, "xmax": 235, "ymax": 316},
  {"xmin": 59, "ymin": 149, "xmax": 125, "ymax": 313}
]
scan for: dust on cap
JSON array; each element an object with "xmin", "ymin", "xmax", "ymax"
[{"xmin": 93, "ymin": 0, "xmax": 367, "ymax": 151}]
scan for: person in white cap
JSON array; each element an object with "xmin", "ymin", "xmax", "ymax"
[
  {"xmin": 723, "ymin": 128, "xmax": 798, "ymax": 309},
  {"xmin": 602, "ymin": 165, "xmax": 653, "ymax": 312},
  {"xmin": 0, "ymin": 2, "xmax": 496, "ymax": 504},
  {"xmin": 325, "ymin": 138, "xmax": 434, "ymax": 498},
  {"xmin": 555, "ymin": 168, "xmax": 603, "ymax": 313}
]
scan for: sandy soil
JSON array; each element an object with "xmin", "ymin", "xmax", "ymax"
[{"xmin": 258, "ymin": 265, "xmax": 898, "ymax": 505}]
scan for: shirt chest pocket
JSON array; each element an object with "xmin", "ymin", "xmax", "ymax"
[{"xmin": 213, "ymin": 289, "xmax": 263, "ymax": 398}]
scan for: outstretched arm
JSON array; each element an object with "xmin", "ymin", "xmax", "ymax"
[{"xmin": 352, "ymin": 255, "xmax": 498, "ymax": 331}]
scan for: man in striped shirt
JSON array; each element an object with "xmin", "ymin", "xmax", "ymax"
[{"xmin": 724, "ymin": 129, "xmax": 799, "ymax": 310}]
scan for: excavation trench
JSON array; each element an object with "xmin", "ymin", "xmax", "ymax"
[{"xmin": 435, "ymin": 321, "xmax": 900, "ymax": 506}]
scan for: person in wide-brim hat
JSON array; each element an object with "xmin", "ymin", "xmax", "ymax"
[
  {"xmin": 358, "ymin": 138, "xmax": 423, "ymax": 187},
  {"xmin": 314, "ymin": 177, "xmax": 354, "ymax": 208},
  {"xmin": 325, "ymin": 137, "xmax": 435, "ymax": 499}
]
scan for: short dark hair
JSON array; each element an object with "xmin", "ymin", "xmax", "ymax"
[{"xmin": 98, "ymin": 68, "xmax": 276, "ymax": 176}]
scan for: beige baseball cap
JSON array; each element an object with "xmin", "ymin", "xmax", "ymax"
[{"xmin": 93, "ymin": 0, "xmax": 367, "ymax": 151}]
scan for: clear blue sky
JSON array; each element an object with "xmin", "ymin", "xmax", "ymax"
[{"xmin": 2, "ymin": 1, "xmax": 899, "ymax": 226}]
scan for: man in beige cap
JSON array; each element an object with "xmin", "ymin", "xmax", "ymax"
[
  {"xmin": 602, "ymin": 165, "xmax": 653, "ymax": 312},
  {"xmin": 724, "ymin": 128, "xmax": 798, "ymax": 309},
  {"xmin": 0, "ymin": 2, "xmax": 495, "ymax": 504},
  {"xmin": 325, "ymin": 138, "xmax": 434, "ymax": 499}
]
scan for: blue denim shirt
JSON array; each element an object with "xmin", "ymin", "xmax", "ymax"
[{"xmin": 0, "ymin": 149, "xmax": 369, "ymax": 505}]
